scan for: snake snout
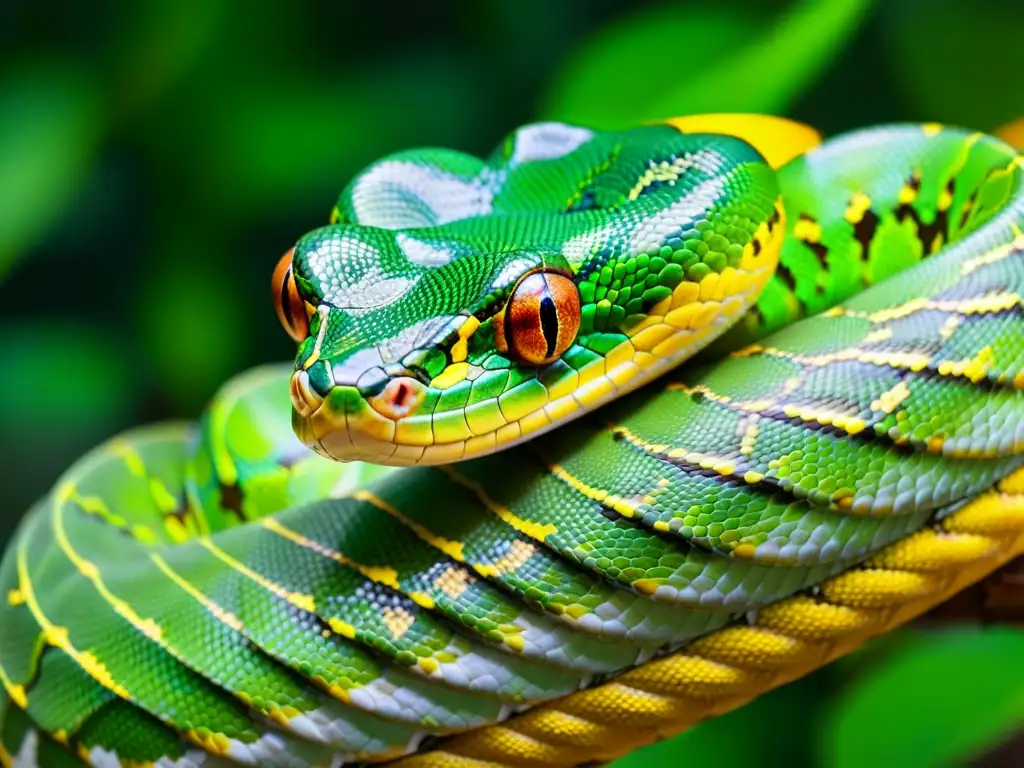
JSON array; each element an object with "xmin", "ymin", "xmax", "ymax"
[
  {"xmin": 290, "ymin": 367, "xmax": 428, "ymax": 465},
  {"xmin": 289, "ymin": 369, "xmax": 323, "ymax": 418}
]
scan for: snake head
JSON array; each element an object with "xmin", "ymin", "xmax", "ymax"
[
  {"xmin": 273, "ymin": 124, "xmax": 783, "ymax": 467},
  {"xmin": 274, "ymin": 224, "xmax": 589, "ymax": 466}
]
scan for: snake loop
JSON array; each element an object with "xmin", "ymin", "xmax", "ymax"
[{"xmin": 1, "ymin": 117, "xmax": 1023, "ymax": 767}]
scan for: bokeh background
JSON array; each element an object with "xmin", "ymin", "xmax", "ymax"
[{"xmin": 1, "ymin": 0, "xmax": 1022, "ymax": 765}]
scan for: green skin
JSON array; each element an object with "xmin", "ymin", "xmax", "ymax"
[
  {"xmin": 1, "ymin": 122, "xmax": 1023, "ymax": 767},
  {"xmin": 288, "ymin": 124, "xmax": 780, "ymax": 466}
]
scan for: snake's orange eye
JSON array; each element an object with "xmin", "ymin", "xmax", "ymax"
[
  {"xmin": 272, "ymin": 248, "xmax": 309, "ymax": 342},
  {"xmin": 499, "ymin": 270, "xmax": 581, "ymax": 365}
]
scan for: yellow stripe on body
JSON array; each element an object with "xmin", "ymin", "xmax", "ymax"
[
  {"xmin": 353, "ymin": 490, "xmax": 466, "ymax": 563},
  {"xmin": 608, "ymin": 424, "xmax": 740, "ymax": 481},
  {"xmin": 732, "ymin": 341, "xmax": 1014, "ymax": 388},
  {"xmin": 109, "ymin": 440, "xmax": 146, "ymax": 477},
  {"xmin": 356, "ymin": 483, "xmax": 549, "ymax": 584},
  {"xmin": 261, "ymin": 518, "xmax": 401, "ymax": 590},
  {"xmin": 152, "ymin": 549, "xmax": 368, "ymax": 710},
  {"xmin": 262, "ymin": 518, "xmax": 441, "ymax": 609},
  {"xmin": 58, "ymin": 477, "xmax": 166, "ymax": 548},
  {"xmin": 148, "ymin": 554, "xmax": 245, "ymax": 634},
  {"xmin": 109, "ymin": 435, "xmax": 203, "ymax": 542},
  {"xmin": 439, "ymin": 468, "xmax": 557, "ymax": 542},
  {"xmin": 265, "ymin": 497, "xmax": 528, "ymax": 653},
  {"xmin": 52, "ymin": 502, "xmax": 164, "ymax": 644},
  {"xmin": 627, "ymin": 157, "xmax": 694, "ymax": 201},
  {"xmin": 151, "ymin": 547, "xmax": 360, "ymax": 715},
  {"xmin": 195, "ymin": 538, "xmax": 343, "ymax": 633},
  {"xmin": 666, "ymin": 379, "xmax": 874, "ymax": 446},
  {"xmin": 960, "ymin": 223, "xmax": 1024, "ymax": 275},
  {"xmin": 45, "ymin": 496, "xmax": 282, "ymax": 757},
  {"xmin": 0, "ymin": 660, "xmax": 27, "ymax": 710},
  {"xmin": 663, "ymin": 114, "xmax": 821, "ymax": 170},
  {"xmin": 14, "ymin": 541, "xmax": 132, "ymax": 703},
  {"xmin": 827, "ymin": 290, "xmax": 1022, "ymax": 324},
  {"xmin": 58, "ymin": 483, "xmax": 129, "ymax": 531},
  {"xmin": 870, "ymin": 381, "xmax": 912, "ymax": 414},
  {"xmin": 547, "ymin": 464, "xmax": 642, "ymax": 519}
]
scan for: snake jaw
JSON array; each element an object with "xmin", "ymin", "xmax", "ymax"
[
  {"xmin": 295, "ymin": 374, "xmax": 432, "ymax": 465},
  {"xmin": 297, "ymin": 383, "xmax": 396, "ymax": 464}
]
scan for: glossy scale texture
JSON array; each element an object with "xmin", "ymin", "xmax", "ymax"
[{"xmin": 1, "ymin": 120, "xmax": 1023, "ymax": 767}]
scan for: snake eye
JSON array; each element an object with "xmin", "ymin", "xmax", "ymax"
[
  {"xmin": 272, "ymin": 248, "xmax": 310, "ymax": 342},
  {"xmin": 498, "ymin": 269, "xmax": 581, "ymax": 366}
]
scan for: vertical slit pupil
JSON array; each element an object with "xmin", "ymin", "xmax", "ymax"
[{"xmin": 539, "ymin": 292, "xmax": 559, "ymax": 358}]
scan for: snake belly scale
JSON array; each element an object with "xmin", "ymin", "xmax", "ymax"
[{"xmin": 0, "ymin": 118, "xmax": 1023, "ymax": 767}]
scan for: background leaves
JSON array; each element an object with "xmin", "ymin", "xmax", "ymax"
[
  {"xmin": 821, "ymin": 629, "xmax": 1024, "ymax": 768},
  {"xmin": 884, "ymin": 0, "xmax": 1024, "ymax": 132},
  {"xmin": 0, "ymin": 65, "xmax": 102, "ymax": 277},
  {"xmin": 541, "ymin": 0, "xmax": 872, "ymax": 127},
  {"xmin": 0, "ymin": 1, "xmax": 1021, "ymax": 765}
]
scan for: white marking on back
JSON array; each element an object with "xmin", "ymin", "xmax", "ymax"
[
  {"xmin": 493, "ymin": 256, "xmax": 545, "ymax": 290},
  {"xmin": 628, "ymin": 174, "xmax": 726, "ymax": 254},
  {"xmin": 328, "ymin": 266, "xmax": 417, "ymax": 313},
  {"xmin": 12, "ymin": 730, "xmax": 38, "ymax": 768},
  {"xmin": 562, "ymin": 223, "xmax": 617, "ymax": 267},
  {"xmin": 88, "ymin": 746, "xmax": 123, "ymax": 768},
  {"xmin": 307, "ymin": 232, "xmax": 419, "ymax": 312},
  {"xmin": 396, "ymin": 233, "xmax": 455, "ymax": 267},
  {"xmin": 351, "ymin": 161, "xmax": 502, "ymax": 226},
  {"xmin": 511, "ymin": 123, "xmax": 594, "ymax": 165},
  {"xmin": 332, "ymin": 346, "xmax": 386, "ymax": 385}
]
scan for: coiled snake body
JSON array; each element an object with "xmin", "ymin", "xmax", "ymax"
[{"xmin": 2, "ymin": 118, "xmax": 1024, "ymax": 767}]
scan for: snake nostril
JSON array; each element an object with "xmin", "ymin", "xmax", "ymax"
[
  {"xmin": 393, "ymin": 382, "xmax": 411, "ymax": 407},
  {"xmin": 367, "ymin": 376, "xmax": 425, "ymax": 421}
]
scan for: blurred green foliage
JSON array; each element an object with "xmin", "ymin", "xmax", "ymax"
[
  {"xmin": 542, "ymin": 0, "xmax": 872, "ymax": 125},
  {"xmin": 0, "ymin": 0, "xmax": 1021, "ymax": 764}
]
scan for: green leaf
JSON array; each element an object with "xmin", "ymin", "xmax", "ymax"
[
  {"xmin": 0, "ymin": 65, "xmax": 103, "ymax": 278},
  {"xmin": 540, "ymin": 0, "xmax": 873, "ymax": 129},
  {"xmin": 883, "ymin": 0, "xmax": 1024, "ymax": 132},
  {"xmin": 820, "ymin": 628, "xmax": 1024, "ymax": 768}
]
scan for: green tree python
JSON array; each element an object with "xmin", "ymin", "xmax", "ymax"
[{"xmin": 2, "ymin": 115, "xmax": 1024, "ymax": 768}]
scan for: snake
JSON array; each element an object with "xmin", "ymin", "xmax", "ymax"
[{"xmin": 2, "ymin": 116, "xmax": 1024, "ymax": 768}]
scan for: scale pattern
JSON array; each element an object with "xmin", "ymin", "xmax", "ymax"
[
  {"xmin": 287, "ymin": 123, "xmax": 782, "ymax": 466},
  {"xmin": 1, "ymin": 122, "xmax": 1023, "ymax": 767}
]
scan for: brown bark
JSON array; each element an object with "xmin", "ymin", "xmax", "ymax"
[{"xmin": 921, "ymin": 556, "xmax": 1024, "ymax": 625}]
